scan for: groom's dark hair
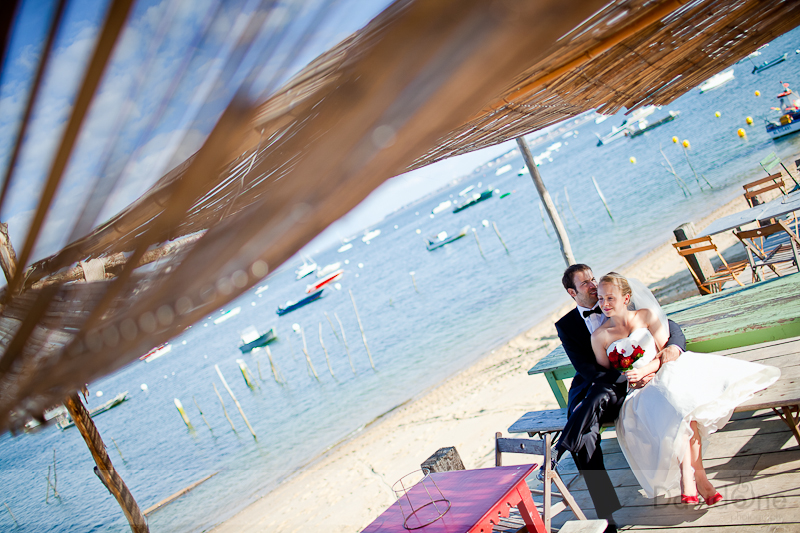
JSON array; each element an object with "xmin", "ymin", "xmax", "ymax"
[{"xmin": 562, "ymin": 263, "xmax": 592, "ymax": 291}]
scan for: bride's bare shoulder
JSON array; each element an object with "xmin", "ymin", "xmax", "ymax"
[{"xmin": 634, "ymin": 308, "xmax": 655, "ymax": 325}]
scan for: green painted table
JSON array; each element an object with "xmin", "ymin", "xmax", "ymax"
[{"xmin": 528, "ymin": 273, "xmax": 800, "ymax": 408}]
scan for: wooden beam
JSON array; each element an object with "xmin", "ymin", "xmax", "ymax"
[
  {"xmin": 64, "ymin": 393, "xmax": 149, "ymax": 533},
  {"xmin": 0, "ymin": 221, "xmax": 17, "ymax": 284}
]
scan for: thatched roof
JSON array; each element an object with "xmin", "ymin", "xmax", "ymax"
[{"xmin": 2, "ymin": 0, "xmax": 799, "ymax": 432}]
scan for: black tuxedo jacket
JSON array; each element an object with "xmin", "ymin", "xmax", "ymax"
[{"xmin": 555, "ymin": 308, "xmax": 687, "ymax": 415}]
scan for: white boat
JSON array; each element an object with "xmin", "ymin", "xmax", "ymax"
[
  {"xmin": 595, "ymin": 106, "xmax": 657, "ymax": 146},
  {"xmin": 431, "ymin": 200, "xmax": 452, "ymax": 214},
  {"xmin": 698, "ymin": 68, "xmax": 734, "ymax": 93},
  {"xmin": 214, "ymin": 307, "xmax": 241, "ymax": 324},
  {"xmin": 594, "ymin": 113, "xmax": 610, "ymax": 124},
  {"xmin": 140, "ymin": 343, "xmax": 172, "ymax": 362},
  {"xmin": 316, "ymin": 262, "xmax": 341, "ymax": 278},
  {"xmin": 337, "ymin": 242, "xmax": 353, "ymax": 253},
  {"xmin": 458, "ymin": 185, "xmax": 474, "ymax": 197},
  {"xmin": 295, "ymin": 258, "xmax": 317, "ymax": 279},
  {"xmin": 494, "ymin": 164, "xmax": 512, "ymax": 176},
  {"xmin": 362, "ymin": 229, "xmax": 381, "ymax": 243}
]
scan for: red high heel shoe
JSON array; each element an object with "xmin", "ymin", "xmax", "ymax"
[
  {"xmin": 681, "ymin": 495, "xmax": 699, "ymax": 504},
  {"xmin": 704, "ymin": 492, "xmax": 723, "ymax": 506}
]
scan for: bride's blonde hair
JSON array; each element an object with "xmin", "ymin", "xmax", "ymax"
[{"xmin": 599, "ymin": 272, "xmax": 632, "ymax": 298}]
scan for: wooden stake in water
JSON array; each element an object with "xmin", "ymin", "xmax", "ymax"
[
  {"xmin": 174, "ymin": 398, "xmax": 193, "ymax": 429},
  {"xmin": 492, "ymin": 222, "xmax": 509, "ymax": 253},
  {"xmin": 52, "ymin": 449, "xmax": 58, "ymax": 494},
  {"xmin": 236, "ymin": 359, "xmax": 257, "ymax": 389},
  {"xmin": 110, "ymin": 438, "xmax": 125, "ymax": 462},
  {"xmin": 193, "ymin": 396, "xmax": 213, "ymax": 431},
  {"xmin": 3, "ymin": 501, "xmax": 18, "ymax": 526},
  {"xmin": 349, "ymin": 289, "xmax": 376, "ymax": 370},
  {"xmin": 324, "ymin": 312, "xmax": 341, "ymax": 342},
  {"xmin": 213, "ymin": 382, "xmax": 236, "ymax": 431},
  {"xmin": 45, "ymin": 465, "xmax": 51, "ymax": 503},
  {"xmin": 591, "ymin": 176, "xmax": 614, "ymax": 221},
  {"xmin": 563, "ymin": 187, "xmax": 583, "ymax": 228},
  {"xmin": 300, "ymin": 327, "xmax": 320, "ymax": 380},
  {"xmin": 659, "ymin": 144, "xmax": 691, "ymax": 196},
  {"xmin": 472, "ymin": 228, "xmax": 485, "ymax": 259},
  {"xmin": 319, "ymin": 322, "xmax": 335, "ymax": 377},
  {"xmin": 335, "ymin": 312, "xmax": 356, "ymax": 374},
  {"xmin": 215, "ymin": 365, "xmax": 257, "ymax": 440},
  {"xmin": 682, "ymin": 145, "xmax": 713, "ymax": 189},
  {"xmin": 538, "ymin": 203, "xmax": 553, "ymax": 239},
  {"xmin": 264, "ymin": 346, "xmax": 284, "ymax": 384},
  {"xmin": 409, "ymin": 271, "xmax": 419, "ymax": 293}
]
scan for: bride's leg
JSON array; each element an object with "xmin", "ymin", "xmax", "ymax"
[
  {"xmin": 680, "ymin": 439, "xmax": 696, "ymax": 497},
  {"xmin": 689, "ymin": 420, "xmax": 716, "ymax": 499}
]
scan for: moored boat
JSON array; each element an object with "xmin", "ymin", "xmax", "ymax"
[
  {"xmin": 316, "ymin": 262, "xmax": 341, "ymax": 278},
  {"xmin": 766, "ymin": 83, "xmax": 800, "ymax": 140},
  {"xmin": 426, "ymin": 226, "xmax": 470, "ymax": 251},
  {"xmin": 213, "ymin": 307, "xmax": 241, "ymax": 324},
  {"xmin": 431, "ymin": 200, "xmax": 452, "ymax": 214},
  {"xmin": 139, "ymin": 343, "xmax": 172, "ymax": 362},
  {"xmin": 239, "ymin": 326, "xmax": 277, "ymax": 353},
  {"xmin": 306, "ymin": 269, "xmax": 343, "ymax": 293},
  {"xmin": 58, "ymin": 392, "xmax": 129, "ymax": 429},
  {"xmin": 595, "ymin": 105, "xmax": 657, "ymax": 145},
  {"xmin": 277, "ymin": 289, "xmax": 324, "ymax": 315},
  {"xmin": 628, "ymin": 110, "xmax": 680, "ymax": 137},
  {"xmin": 698, "ymin": 68, "xmax": 734, "ymax": 92},
  {"xmin": 295, "ymin": 257, "xmax": 317, "ymax": 279},
  {"xmin": 752, "ymin": 52, "xmax": 788, "ymax": 74},
  {"xmin": 453, "ymin": 190, "xmax": 493, "ymax": 213},
  {"xmin": 361, "ymin": 229, "xmax": 381, "ymax": 243}
]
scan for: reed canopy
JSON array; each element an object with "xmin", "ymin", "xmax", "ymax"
[{"xmin": 1, "ymin": 0, "xmax": 798, "ymax": 432}]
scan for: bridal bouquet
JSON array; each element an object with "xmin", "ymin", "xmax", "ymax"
[{"xmin": 608, "ymin": 344, "xmax": 646, "ymax": 372}]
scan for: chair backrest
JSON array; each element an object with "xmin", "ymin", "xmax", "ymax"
[
  {"xmin": 743, "ymin": 173, "xmax": 785, "ymax": 207},
  {"xmin": 495, "ymin": 432, "xmax": 548, "ymax": 467},
  {"xmin": 672, "ymin": 235, "xmax": 718, "ymax": 256},
  {"xmin": 735, "ymin": 220, "xmax": 792, "ymax": 241},
  {"xmin": 760, "ymin": 151, "xmax": 781, "ymax": 174}
]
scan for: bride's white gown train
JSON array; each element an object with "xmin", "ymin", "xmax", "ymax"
[{"xmin": 611, "ymin": 328, "xmax": 780, "ymax": 498}]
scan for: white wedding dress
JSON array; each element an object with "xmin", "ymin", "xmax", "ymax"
[{"xmin": 611, "ymin": 328, "xmax": 780, "ymax": 498}]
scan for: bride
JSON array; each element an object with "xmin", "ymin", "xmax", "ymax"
[{"xmin": 591, "ymin": 272, "xmax": 780, "ymax": 504}]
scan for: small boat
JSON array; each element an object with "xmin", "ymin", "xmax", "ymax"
[
  {"xmin": 295, "ymin": 257, "xmax": 317, "ymax": 279},
  {"xmin": 362, "ymin": 229, "xmax": 381, "ymax": 243},
  {"xmin": 766, "ymin": 83, "xmax": 800, "ymax": 140},
  {"xmin": 213, "ymin": 307, "xmax": 241, "ymax": 324},
  {"xmin": 628, "ymin": 110, "xmax": 680, "ymax": 137},
  {"xmin": 337, "ymin": 242, "xmax": 353, "ymax": 253},
  {"xmin": 24, "ymin": 405, "xmax": 68, "ymax": 432},
  {"xmin": 307, "ymin": 269, "xmax": 343, "ymax": 293},
  {"xmin": 239, "ymin": 326, "xmax": 277, "ymax": 353},
  {"xmin": 697, "ymin": 68, "xmax": 734, "ymax": 92},
  {"xmin": 752, "ymin": 53, "xmax": 788, "ymax": 74},
  {"xmin": 453, "ymin": 190, "xmax": 493, "ymax": 213},
  {"xmin": 277, "ymin": 289, "xmax": 324, "ymax": 315},
  {"xmin": 316, "ymin": 262, "xmax": 341, "ymax": 278},
  {"xmin": 58, "ymin": 392, "xmax": 129, "ymax": 430},
  {"xmin": 426, "ymin": 226, "xmax": 470, "ymax": 251},
  {"xmin": 139, "ymin": 343, "xmax": 172, "ymax": 362},
  {"xmin": 431, "ymin": 200, "xmax": 452, "ymax": 214},
  {"xmin": 595, "ymin": 106, "xmax": 657, "ymax": 145},
  {"xmin": 458, "ymin": 185, "xmax": 474, "ymax": 197}
]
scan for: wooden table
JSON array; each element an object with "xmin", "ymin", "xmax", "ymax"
[
  {"xmin": 528, "ymin": 274, "xmax": 800, "ymax": 407},
  {"xmin": 361, "ymin": 464, "xmax": 546, "ymax": 533},
  {"xmin": 517, "ymin": 337, "xmax": 800, "ymax": 446}
]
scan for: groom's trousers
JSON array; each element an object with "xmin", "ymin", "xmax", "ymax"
[{"xmin": 556, "ymin": 380, "xmax": 626, "ymax": 519}]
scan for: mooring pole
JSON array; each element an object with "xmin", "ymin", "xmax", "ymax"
[
  {"xmin": 64, "ymin": 393, "xmax": 149, "ymax": 533},
  {"xmin": 516, "ymin": 137, "xmax": 575, "ymax": 266}
]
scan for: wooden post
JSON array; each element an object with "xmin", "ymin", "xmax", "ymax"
[
  {"xmin": 110, "ymin": 438, "xmax": 125, "ymax": 461},
  {"xmin": 319, "ymin": 322, "xmax": 335, "ymax": 377},
  {"xmin": 173, "ymin": 398, "xmax": 192, "ymax": 429},
  {"xmin": 472, "ymin": 228, "xmax": 485, "ymax": 258},
  {"xmin": 334, "ymin": 312, "xmax": 356, "ymax": 374},
  {"xmin": 264, "ymin": 346, "xmax": 284, "ymax": 384},
  {"xmin": 215, "ymin": 365, "xmax": 257, "ymax": 440},
  {"xmin": 409, "ymin": 271, "xmax": 419, "ymax": 293},
  {"xmin": 421, "ymin": 446, "xmax": 465, "ymax": 474},
  {"xmin": 3, "ymin": 502, "xmax": 18, "ymax": 527},
  {"xmin": 213, "ymin": 383, "xmax": 236, "ymax": 431},
  {"xmin": 517, "ymin": 136, "xmax": 575, "ymax": 266},
  {"xmin": 64, "ymin": 393, "xmax": 149, "ymax": 533},
  {"xmin": 0, "ymin": 222, "xmax": 16, "ymax": 284},
  {"xmin": 349, "ymin": 289, "xmax": 375, "ymax": 370},
  {"xmin": 324, "ymin": 312, "xmax": 341, "ymax": 342},
  {"xmin": 300, "ymin": 327, "xmax": 320, "ymax": 380},
  {"xmin": 192, "ymin": 396, "xmax": 213, "ymax": 431},
  {"xmin": 674, "ymin": 222, "xmax": 714, "ymax": 294},
  {"xmin": 492, "ymin": 221, "xmax": 509, "ymax": 253}
]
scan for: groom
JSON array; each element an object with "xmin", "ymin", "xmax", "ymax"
[{"xmin": 554, "ymin": 264, "xmax": 686, "ymax": 531}]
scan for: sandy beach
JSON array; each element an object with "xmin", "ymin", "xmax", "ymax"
[{"xmin": 211, "ymin": 193, "xmax": 756, "ymax": 532}]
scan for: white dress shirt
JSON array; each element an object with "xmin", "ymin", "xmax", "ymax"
[{"xmin": 576, "ymin": 303, "xmax": 607, "ymax": 334}]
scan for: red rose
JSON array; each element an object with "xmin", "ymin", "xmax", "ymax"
[
  {"xmin": 631, "ymin": 345, "xmax": 645, "ymax": 358},
  {"xmin": 620, "ymin": 356, "xmax": 633, "ymax": 369},
  {"xmin": 608, "ymin": 347, "xmax": 620, "ymax": 364}
]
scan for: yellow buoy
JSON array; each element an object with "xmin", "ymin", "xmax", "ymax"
[
  {"xmin": 755, "ymin": 90, "xmax": 761, "ymax": 97},
  {"xmin": 672, "ymin": 136, "xmax": 679, "ymax": 144},
  {"xmin": 629, "ymin": 156, "xmax": 637, "ymax": 164},
  {"xmin": 682, "ymin": 139, "xmax": 690, "ymax": 149},
  {"xmin": 714, "ymin": 111, "xmax": 721, "ymax": 118},
  {"xmin": 737, "ymin": 128, "xmax": 746, "ymax": 138},
  {"xmin": 746, "ymin": 116, "xmax": 753, "ymax": 125}
]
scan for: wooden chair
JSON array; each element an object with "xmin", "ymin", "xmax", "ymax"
[
  {"xmin": 734, "ymin": 220, "xmax": 800, "ymax": 282},
  {"xmin": 672, "ymin": 236, "xmax": 745, "ymax": 294},
  {"xmin": 743, "ymin": 173, "xmax": 786, "ymax": 207},
  {"xmin": 495, "ymin": 432, "xmax": 586, "ymax": 532},
  {"xmin": 760, "ymin": 151, "xmax": 800, "ymax": 191}
]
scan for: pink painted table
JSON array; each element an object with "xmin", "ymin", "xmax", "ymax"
[{"xmin": 362, "ymin": 464, "xmax": 546, "ymax": 533}]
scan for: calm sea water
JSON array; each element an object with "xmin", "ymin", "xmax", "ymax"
[{"xmin": 2, "ymin": 29, "xmax": 800, "ymax": 533}]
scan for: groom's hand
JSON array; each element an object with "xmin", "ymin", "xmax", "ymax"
[
  {"xmin": 629, "ymin": 373, "xmax": 654, "ymax": 389},
  {"xmin": 658, "ymin": 344, "xmax": 682, "ymax": 364}
]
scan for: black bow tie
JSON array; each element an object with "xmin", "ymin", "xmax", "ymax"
[{"xmin": 582, "ymin": 306, "xmax": 602, "ymax": 318}]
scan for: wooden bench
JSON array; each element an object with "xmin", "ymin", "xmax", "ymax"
[
  {"xmin": 515, "ymin": 336, "xmax": 800, "ymax": 446},
  {"xmin": 528, "ymin": 274, "xmax": 800, "ymax": 407}
]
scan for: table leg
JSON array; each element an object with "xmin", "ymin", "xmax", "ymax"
[
  {"xmin": 544, "ymin": 372, "xmax": 569, "ymax": 409},
  {"xmin": 516, "ymin": 482, "xmax": 547, "ymax": 533}
]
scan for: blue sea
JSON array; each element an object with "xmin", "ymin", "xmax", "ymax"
[{"xmin": 2, "ymin": 29, "xmax": 800, "ymax": 533}]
